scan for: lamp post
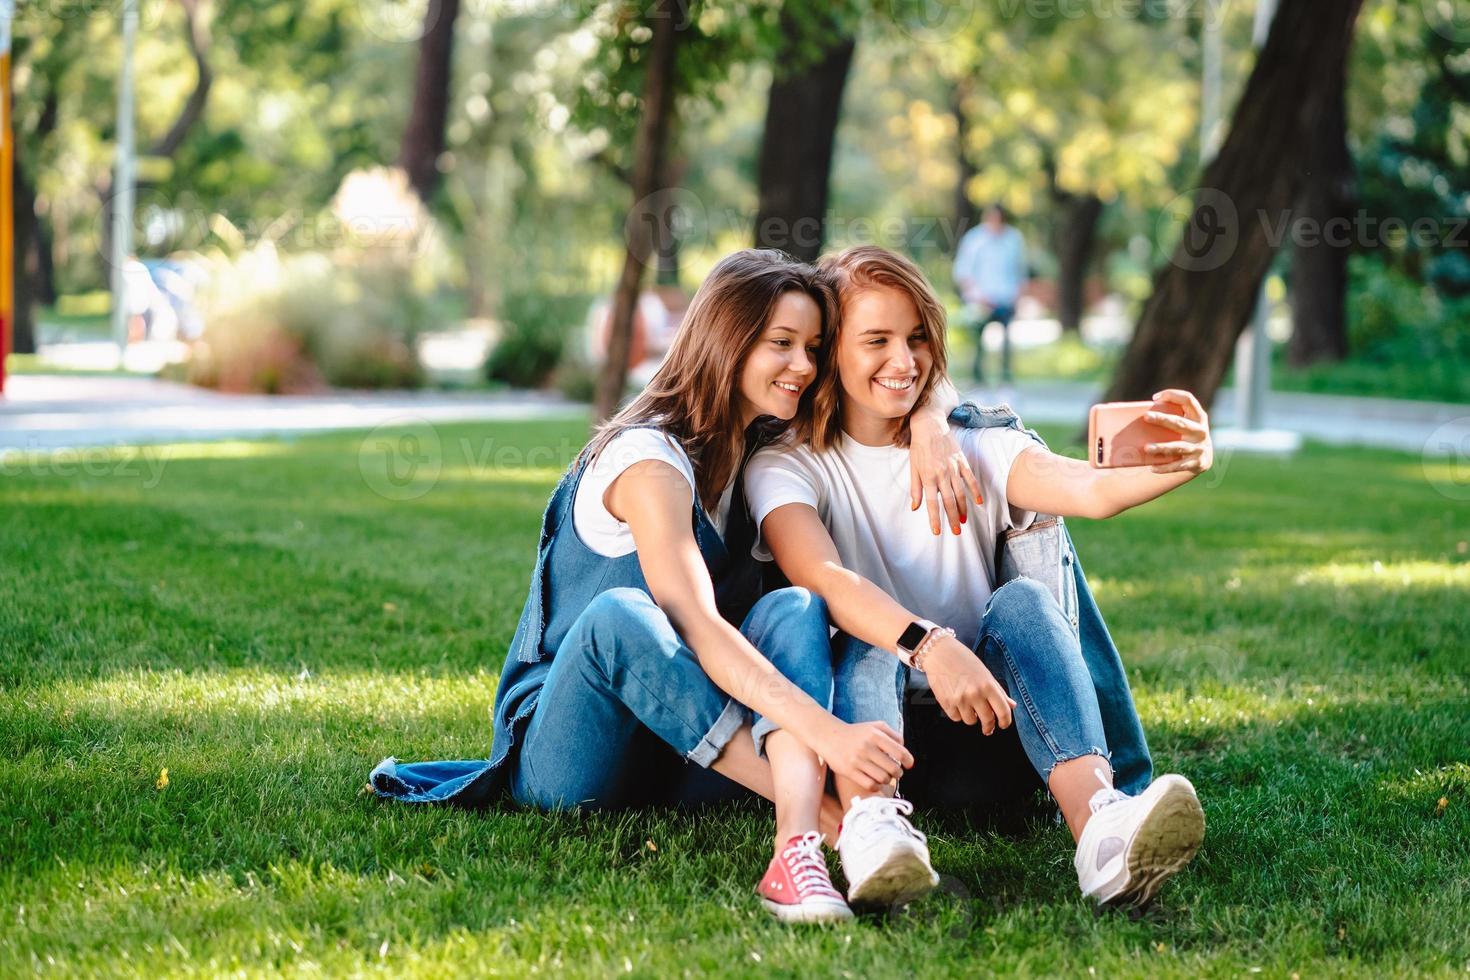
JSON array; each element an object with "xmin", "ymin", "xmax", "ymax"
[
  {"xmin": 108, "ymin": 0, "xmax": 139, "ymax": 362},
  {"xmin": 0, "ymin": 0, "xmax": 13, "ymax": 396}
]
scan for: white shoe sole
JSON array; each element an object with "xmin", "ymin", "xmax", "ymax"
[
  {"xmin": 1097, "ymin": 775, "xmax": 1205, "ymax": 906},
  {"xmin": 845, "ymin": 841, "xmax": 940, "ymax": 909},
  {"xmin": 759, "ymin": 897, "xmax": 854, "ymax": 924}
]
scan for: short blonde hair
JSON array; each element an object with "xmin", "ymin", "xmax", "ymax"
[{"xmin": 800, "ymin": 245, "xmax": 950, "ymax": 451}]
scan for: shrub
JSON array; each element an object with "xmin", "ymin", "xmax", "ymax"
[
  {"xmin": 189, "ymin": 246, "xmax": 437, "ymax": 393},
  {"xmin": 486, "ymin": 291, "xmax": 591, "ymax": 389}
]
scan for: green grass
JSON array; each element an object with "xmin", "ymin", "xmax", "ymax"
[{"xmin": 3, "ymin": 420, "xmax": 1468, "ymax": 977}]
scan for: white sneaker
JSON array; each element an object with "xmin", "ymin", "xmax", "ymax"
[
  {"xmin": 835, "ymin": 796, "xmax": 939, "ymax": 908},
  {"xmin": 1074, "ymin": 770, "xmax": 1205, "ymax": 906}
]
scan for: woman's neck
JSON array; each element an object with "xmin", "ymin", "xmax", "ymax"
[{"xmin": 841, "ymin": 404, "xmax": 905, "ymax": 447}]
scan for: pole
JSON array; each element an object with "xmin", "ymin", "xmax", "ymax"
[
  {"xmin": 0, "ymin": 0, "xmax": 13, "ymax": 396},
  {"xmin": 1199, "ymin": 7, "xmax": 1222, "ymax": 162},
  {"xmin": 1233, "ymin": 0, "xmax": 1279, "ymax": 431},
  {"xmin": 109, "ymin": 0, "xmax": 139, "ymax": 362}
]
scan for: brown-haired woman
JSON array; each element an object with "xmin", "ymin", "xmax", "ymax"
[
  {"xmin": 747, "ymin": 244, "xmax": 1213, "ymax": 909},
  {"xmin": 371, "ymin": 248, "xmax": 979, "ymax": 923}
]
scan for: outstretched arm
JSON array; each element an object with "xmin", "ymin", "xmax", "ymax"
[
  {"xmin": 1006, "ymin": 389, "xmax": 1214, "ymax": 520},
  {"xmin": 608, "ymin": 460, "xmax": 911, "ymax": 792}
]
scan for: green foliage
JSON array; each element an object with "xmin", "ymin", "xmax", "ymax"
[
  {"xmin": 1274, "ymin": 257, "xmax": 1470, "ymax": 403},
  {"xmin": 2, "ymin": 421, "xmax": 1468, "ymax": 973},
  {"xmin": 485, "ymin": 292, "xmax": 592, "ymax": 389}
]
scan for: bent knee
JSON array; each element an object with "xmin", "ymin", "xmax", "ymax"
[
  {"xmin": 576, "ymin": 587, "xmax": 667, "ymax": 651},
  {"xmin": 985, "ymin": 577, "xmax": 1059, "ymax": 621},
  {"xmin": 747, "ymin": 586, "xmax": 830, "ymax": 638}
]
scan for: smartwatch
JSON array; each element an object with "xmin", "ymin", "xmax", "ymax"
[{"xmin": 896, "ymin": 619, "xmax": 938, "ymax": 665}]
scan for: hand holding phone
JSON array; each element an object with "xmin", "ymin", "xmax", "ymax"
[{"xmin": 1088, "ymin": 390, "xmax": 1213, "ymax": 473}]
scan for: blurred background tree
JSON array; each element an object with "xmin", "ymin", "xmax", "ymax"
[{"xmin": 7, "ymin": 0, "xmax": 1468, "ymax": 404}]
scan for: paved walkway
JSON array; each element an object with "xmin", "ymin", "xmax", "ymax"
[
  {"xmin": 961, "ymin": 380, "xmax": 1470, "ymax": 456},
  {"xmin": 1, "ymin": 373, "xmax": 1465, "ymax": 456},
  {"xmin": 0, "ymin": 375, "xmax": 584, "ymax": 452}
]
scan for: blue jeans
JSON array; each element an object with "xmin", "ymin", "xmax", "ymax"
[
  {"xmin": 970, "ymin": 303, "xmax": 1015, "ymax": 383},
  {"xmin": 835, "ymin": 578, "xmax": 1110, "ymax": 806},
  {"xmin": 510, "ymin": 586, "xmax": 831, "ymax": 809}
]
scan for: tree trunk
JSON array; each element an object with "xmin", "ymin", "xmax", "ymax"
[
  {"xmin": 951, "ymin": 79, "xmax": 979, "ymax": 242},
  {"xmin": 1103, "ymin": 0, "xmax": 1364, "ymax": 410},
  {"xmin": 12, "ymin": 83, "xmax": 60, "ymax": 355},
  {"xmin": 12, "ymin": 160, "xmax": 40, "ymax": 355},
  {"xmin": 1287, "ymin": 55, "xmax": 1353, "ymax": 367},
  {"xmin": 653, "ymin": 153, "xmax": 687, "ymax": 288},
  {"xmin": 752, "ymin": 13, "xmax": 855, "ymax": 263},
  {"xmin": 1051, "ymin": 191, "xmax": 1104, "ymax": 334},
  {"xmin": 397, "ymin": 0, "xmax": 460, "ymax": 204},
  {"xmin": 149, "ymin": 0, "xmax": 212, "ymax": 160},
  {"xmin": 593, "ymin": 0, "xmax": 680, "ymax": 422}
]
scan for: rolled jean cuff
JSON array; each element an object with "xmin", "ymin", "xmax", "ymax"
[
  {"xmin": 750, "ymin": 715, "xmax": 779, "ymax": 760},
  {"xmin": 1040, "ymin": 746, "xmax": 1112, "ymax": 782},
  {"xmin": 687, "ymin": 697, "xmax": 746, "ymax": 768}
]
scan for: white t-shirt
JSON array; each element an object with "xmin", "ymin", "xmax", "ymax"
[
  {"xmin": 573, "ymin": 427, "xmax": 735, "ymax": 558},
  {"xmin": 745, "ymin": 425, "xmax": 1037, "ymax": 682}
]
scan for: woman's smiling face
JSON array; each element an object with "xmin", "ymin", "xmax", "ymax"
[
  {"xmin": 834, "ymin": 285, "xmax": 933, "ymax": 442},
  {"xmin": 736, "ymin": 290, "xmax": 824, "ymax": 425}
]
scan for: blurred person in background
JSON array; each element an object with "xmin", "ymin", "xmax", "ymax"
[{"xmin": 952, "ymin": 204, "xmax": 1027, "ymax": 385}]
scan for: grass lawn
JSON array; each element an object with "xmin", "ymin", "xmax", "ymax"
[{"xmin": 3, "ymin": 419, "xmax": 1467, "ymax": 977}]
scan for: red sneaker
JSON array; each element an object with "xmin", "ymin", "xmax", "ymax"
[{"xmin": 756, "ymin": 831, "xmax": 854, "ymax": 923}]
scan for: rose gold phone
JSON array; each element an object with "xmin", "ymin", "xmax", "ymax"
[{"xmin": 1088, "ymin": 400, "xmax": 1184, "ymax": 468}]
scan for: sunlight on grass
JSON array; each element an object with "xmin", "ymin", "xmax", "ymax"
[{"xmin": 1290, "ymin": 559, "xmax": 1470, "ymax": 589}]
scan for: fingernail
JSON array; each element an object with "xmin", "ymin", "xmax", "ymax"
[{"xmin": 959, "ymin": 513, "xmax": 967, "ymax": 524}]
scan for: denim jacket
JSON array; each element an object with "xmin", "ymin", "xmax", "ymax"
[
  {"xmin": 948, "ymin": 402, "xmax": 1152, "ymax": 794},
  {"xmin": 369, "ymin": 430, "xmax": 756, "ymax": 806}
]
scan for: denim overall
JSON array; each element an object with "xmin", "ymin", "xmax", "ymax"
[
  {"xmin": 368, "ymin": 430, "xmax": 827, "ymax": 808},
  {"xmin": 944, "ymin": 401, "xmax": 1153, "ymax": 794}
]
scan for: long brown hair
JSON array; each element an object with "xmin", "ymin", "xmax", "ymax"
[
  {"xmin": 800, "ymin": 245, "xmax": 950, "ymax": 452},
  {"xmin": 583, "ymin": 249, "xmax": 839, "ymax": 509}
]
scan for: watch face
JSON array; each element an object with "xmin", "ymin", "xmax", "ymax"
[{"xmin": 898, "ymin": 622, "xmax": 929, "ymax": 653}]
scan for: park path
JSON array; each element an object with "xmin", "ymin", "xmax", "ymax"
[
  {"xmin": 0, "ymin": 375, "xmax": 583, "ymax": 452},
  {"xmin": 0, "ymin": 373, "xmax": 1465, "ymax": 457}
]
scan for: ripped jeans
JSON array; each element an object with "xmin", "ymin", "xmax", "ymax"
[{"xmin": 834, "ymin": 578, "xmax": 1111, "ymax": 809}]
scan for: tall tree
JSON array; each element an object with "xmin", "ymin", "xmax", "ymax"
[
  {"xmin": 397, "ymin": 0, "xmax": 461, "ymax": 204},
  {"xmin": 1044, "ymin": 149, "xmax": 1105, "ymax": 334},
  {"xmin": 594, "ymin": 0, "xmax": 682, "ymax": 421},
  {"xmin": 941, "ymin": 11, "xmax": 1195, "ymax": 331},
  {"xmin": 1288, "ymin": 64, "xmax": 1354, "ymax": 368},
  {"xmin": 752, "ymin": 3, "xmax": 856, "ymax": 263},
  {"xmin": 950, "ymin": 79, "xmax": 980, "ymax": 238},
  {"xmin": 1103, "ymin": 0, "xmax": 1366, "ymax": 409}
]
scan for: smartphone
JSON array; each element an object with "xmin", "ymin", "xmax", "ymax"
[{"xmin": 1087, "ymin": 400, "xmax": 1184, "ymax": 469}]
